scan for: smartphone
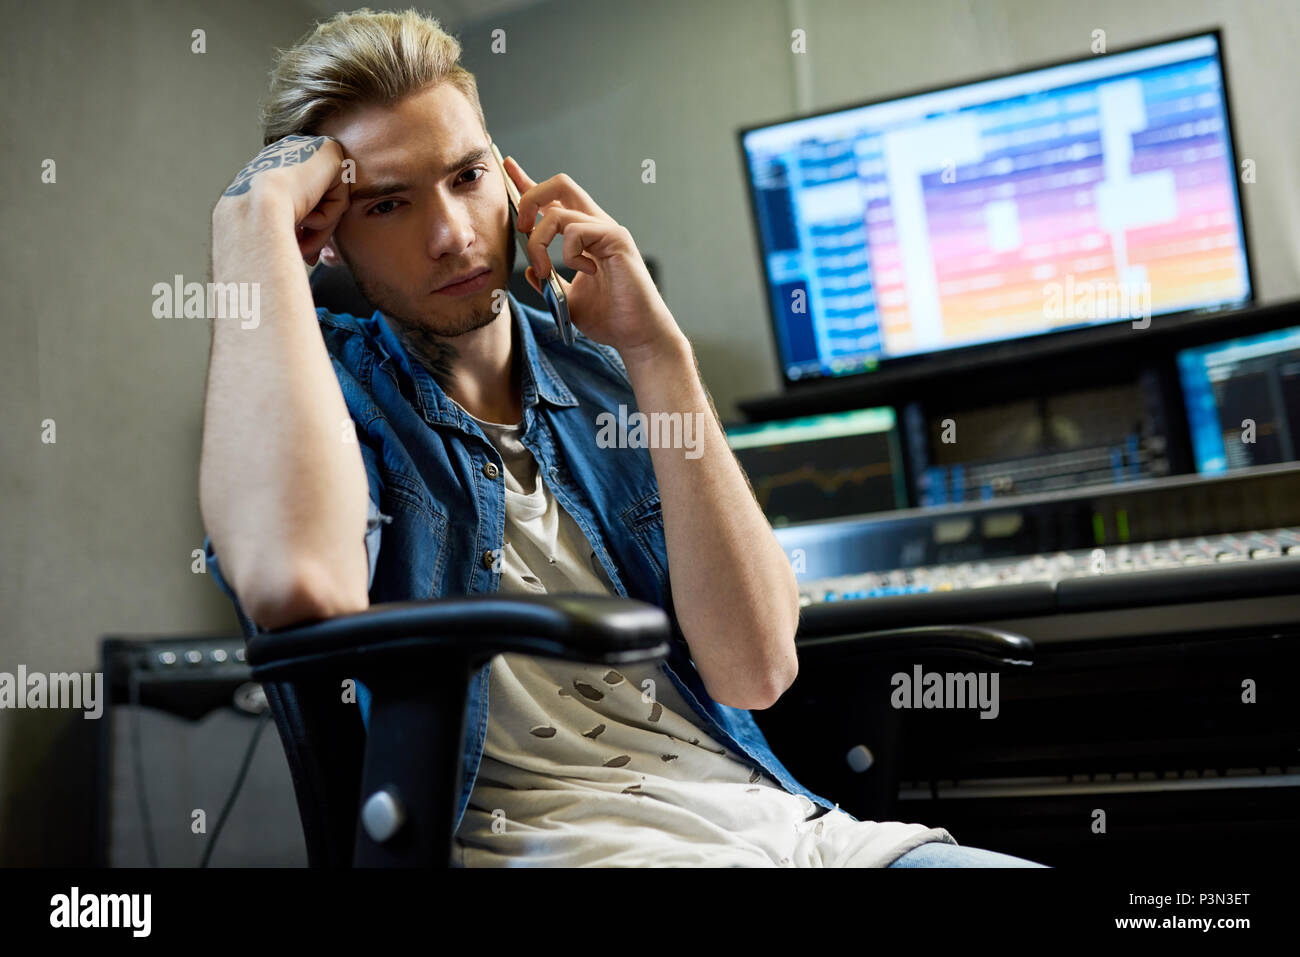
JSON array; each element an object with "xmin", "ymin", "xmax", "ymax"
[{"xmin": 490, "ymin": 142, "xmax": 575, "ymax": 346}]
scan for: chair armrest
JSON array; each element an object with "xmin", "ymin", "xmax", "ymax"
[
  {"xmin": 796, "ymin": 625, "xmax": 1034, "ymax": 668},
  {"xmin": 246, "ymin": 593, "xmax": 672, "ymax": 681},
  {"xmin": 244, "ymin": 593, "xmax": 671, "ymax": 867}
]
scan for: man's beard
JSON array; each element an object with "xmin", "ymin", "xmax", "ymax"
[{"xmin": 338, "ymin": 213, "xmax": 518, "ymax": 338}]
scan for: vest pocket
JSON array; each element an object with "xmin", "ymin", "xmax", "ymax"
[
  {"xmin": 378, "ymin": 467, "xmax": 451, "ymax": 597},
  {"xmin": 622, "ymin": 490, "xmax": 666, "ymax": 583}
]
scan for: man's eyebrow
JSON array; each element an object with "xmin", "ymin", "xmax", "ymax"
[{"xmin": 350, "ymin": 146, "xmax": 492, "ymax": 202}]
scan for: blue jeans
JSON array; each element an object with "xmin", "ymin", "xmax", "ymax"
[{"xmin": 888, "ymin": 842, "xmax": 1048, "ymax": 867}]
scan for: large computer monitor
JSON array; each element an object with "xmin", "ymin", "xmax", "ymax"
[
  {"xmin": 725, "ymin": 407, "xmax": 907, "ymax": 525},
  {"xmin": 740, "ymin": 30, "xmax": 1253, "ymax": 386},
  {"xmin": 1178, "ymin": 325, "xmax": 1300, "ymax": 474}
]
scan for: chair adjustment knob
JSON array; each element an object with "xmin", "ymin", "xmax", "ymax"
[
  {"xmin": 846, "ymin": 745, "xmax": 875, "ymax": 773},
  {"xmin": 362, "ymin": 787, "xmax": 407, "ymax": 843}
]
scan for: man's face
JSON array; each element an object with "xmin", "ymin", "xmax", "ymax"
[{"xmin": 317, "ymin": 83, "xmax": 515, "ymax": 336}]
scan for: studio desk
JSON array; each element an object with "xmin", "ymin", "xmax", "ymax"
[{"xmin": 753, "ymin": 462, "xmax": 1300, "ymax": 866}]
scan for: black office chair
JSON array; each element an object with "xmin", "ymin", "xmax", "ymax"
[
  {"xmin": 245, "ymin": 593, "xmax": 675, "ymax": 867},
  {"xmin": 242, "ymin": 594, "xmax": 1032, "ymax": 867},
  {"xmin": 225, "ymin": 266, "xmax": 1038, "ymax": 868}
]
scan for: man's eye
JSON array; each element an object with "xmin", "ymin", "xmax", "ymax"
[
  {"xmin": 460, "ymin": 167, "xmax": 487, "ymax": 185},
  {"xmin": 367, "ymin": 199, "xmax": 401, "ymax": 216}
]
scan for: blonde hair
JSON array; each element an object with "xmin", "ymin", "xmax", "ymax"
[{"xmin": 260, "ymin": 7, "xmax": 486, "ymax": 147}]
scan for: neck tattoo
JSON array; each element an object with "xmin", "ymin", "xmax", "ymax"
[{"xmin": 396, "ymin": 325, "xmax": 459, "ymax": 393}]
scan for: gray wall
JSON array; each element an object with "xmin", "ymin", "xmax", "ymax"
[
  {"xmin": 0, "ymin": 0, "xmax": 325, "ymax": 865},
  {"xmin": 1, "ymin": 0, "xmax": 1296, "ymax": 864}
]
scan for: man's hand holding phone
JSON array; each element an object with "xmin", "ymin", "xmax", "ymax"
[{"xmin": 499, "ymin": 152, "xmax": 685, "ymax": 367}]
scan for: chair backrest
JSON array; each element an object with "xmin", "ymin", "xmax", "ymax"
[{"xmin": 261, "ymin": 679, "xmax": 366, "ymax": 868}]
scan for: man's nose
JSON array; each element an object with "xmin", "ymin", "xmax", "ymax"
[{"xmin": 426, "ymin": 204, "xmax": 476, "ymax": 258}]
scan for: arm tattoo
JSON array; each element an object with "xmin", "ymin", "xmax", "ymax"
[
  {"xmin": 395, "ymin": 325, "xmax": 459, "ymax": 394},
  {"xmin": 223, "ymin": 134, "xmax": 331, "ymax": 197}
]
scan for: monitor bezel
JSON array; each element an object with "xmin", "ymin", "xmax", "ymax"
[{"xmin": 737, "ymin": 27, "xmax": 1256, "ymax": 390}]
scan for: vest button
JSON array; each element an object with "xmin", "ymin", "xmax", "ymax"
[
  {"xmin": 483, "ymin": 461, "xmax": 500, "ymax": 479},
  {"xmin": 482, "ymin": 550, "xmax": 497, "ymax": 570}
]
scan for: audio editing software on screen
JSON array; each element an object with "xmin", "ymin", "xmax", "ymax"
[
  {"xmin": 742, "ymin": 33, "xmax": 1251, "ymax": 382},
  {"xmin": 1179, "ymin": 325, "xmax": 1300, "ymax": 474}
]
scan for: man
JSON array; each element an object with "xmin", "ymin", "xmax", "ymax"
[{"xmin": 200, "ymin": 8, "xmax": 1042, "ymax": 868}]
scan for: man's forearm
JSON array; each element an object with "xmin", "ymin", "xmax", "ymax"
[
  {"xmin": 619, "ymin": 314, "xmax": 801, "ymax": 710},
  {"xmin": 200, "ymin": 195, "xmax": 370, "ymax": 626}
]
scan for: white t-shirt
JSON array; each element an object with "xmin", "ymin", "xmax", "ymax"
[{"xmin": 450, "ymin": 409, "xmax": 955, "ymax": 866}]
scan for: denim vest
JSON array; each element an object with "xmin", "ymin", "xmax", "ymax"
[{"xmin": 202, "ymin": 291, "xmax": 852, "ymax": 832}]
